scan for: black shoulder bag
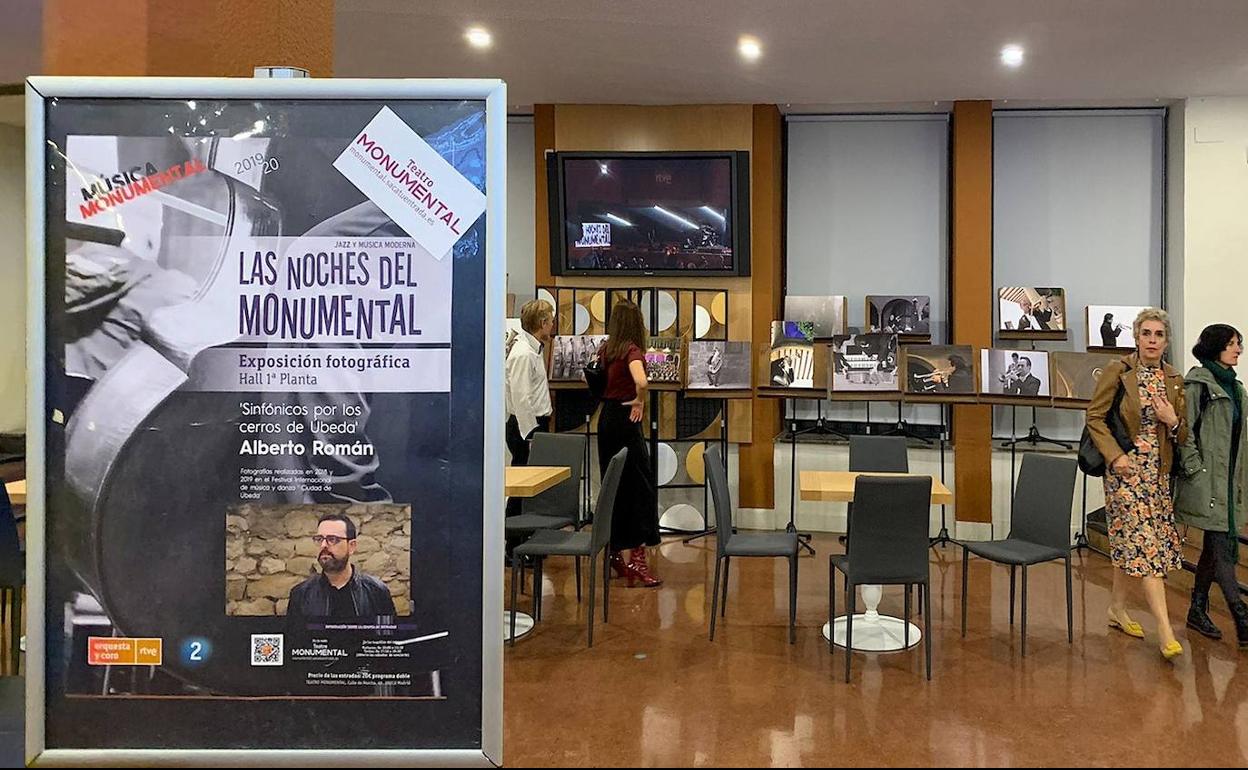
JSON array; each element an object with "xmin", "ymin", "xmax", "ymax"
[
  {"xmin": 584, "ymin": 356, "xmax": 608, "ymax": 400},
  {"xmin": 1078, "ymin": 381, "xmax": 1133, "ymax": 477}
]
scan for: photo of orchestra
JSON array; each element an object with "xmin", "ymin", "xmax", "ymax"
[
  {"xmin": 867, "ymin": 295, "xmax": 931, "ymax": 337},
  {"xmin": 551, "ymin": 334, "xmax": 608, "ymax": 381}
]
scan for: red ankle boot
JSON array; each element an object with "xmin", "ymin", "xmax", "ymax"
[
  {"xmin": 627, "ymin": 546, "xmax": 663, "ymax": 588},
  {"xmin": 608, "ymin": 549, "xmax": 631, "ymax": 579}
]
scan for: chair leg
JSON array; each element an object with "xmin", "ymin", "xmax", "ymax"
[
  {"xmin": 532, "ymin": 558, "xmax": 542, "ymax": 621},
  {"xmin": 904, "ymin": 583, "xmax": 911, "ymax": 650},
  {"xmin": 602, "ymin": 551, "xmax": 610, "ymax": 623},
  {"xmin": 721, "ymin": 556, "xmax": 731, "ymax": 617},
  {"xmin": 587, "ymin": 556, "xmax": 596, "ymax": 648},
  {"xmin": 1021, "ymin": 564, "xmax": 1029, "ymax": 658},
  {"xmin": 960, "ymin": 547, "xmax": 969, "ymax": 638},
  {"xmin": 709, "ymin": 556, "xmax": 722, "ymax": 642},
  {"xmin": 924, "ymin": 579, "xmax": 932, "ymax": 681},
  {"xmin": 575, "ymin": 556, "xmax": 582, "ymax": 603},
  {"xmin": 509, "ymin": 555, "xmax": 521, "ymax": 647},
  {"xmin": 1009, "ymin": 565, "xmax": 1016, "ymax": 626},
  {"xmin": 520, "ymin": 559, "xmax": 527, "ymax": 596},
  {"xmin": 788, "ymin": 555, "xmax": 798, "ymax": 645},
  {"xmin": 1065, "ymin": 554, "xmax": 1073, "ymax": 645},
  {"xmin": 828, "ymin": 558, "xmax": 835, "ymax": 656},
  {"xmin": 845, "ymin": 587, "xmax": 855, "ymax": 683},
  {"xmin": 918, "ymin": 583, "xmax": 923, "ymax": 617}
]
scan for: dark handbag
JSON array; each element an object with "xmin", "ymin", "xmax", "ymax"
[
  {"xmin": 1079, "ymin": 381, "xmax": 1133, "ymax": 477},
  {"xmin": 584, "ymin": 358, "xmax": 607, "ymax": 400}
]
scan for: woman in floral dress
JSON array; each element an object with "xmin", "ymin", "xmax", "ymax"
[{"xmin": 1086, "ymin": 308, "xmax": 1188, "ymax": 661}]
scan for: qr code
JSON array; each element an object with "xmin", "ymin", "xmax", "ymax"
[{"xmin": 250, "ymin": 634, "xmax": 283, "ymax": 666}]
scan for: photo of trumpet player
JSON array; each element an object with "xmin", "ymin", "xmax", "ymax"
[
  {"xmin": 1086, "ymin": 304, "xmax": 1147, "ymax": 349},
  {"xmin": 998, "ymin": 287, "xmax": 1067, "ymax": 332},
  {"xmin": 903, "ymin": 344, "xmax": 976, "ymax": 395},
  {"xmin": 980, "ymin": 348, "xmax": 1051, "ymax": 398}
]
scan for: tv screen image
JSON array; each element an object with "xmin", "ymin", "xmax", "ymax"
[{"xmin": 550, "ymin": 152, "xmax": 750, "ymax": 276}]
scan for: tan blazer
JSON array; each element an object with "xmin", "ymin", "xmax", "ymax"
[{"xmin": 1085, "ymin": 354, "xmax": 1188, "ymax": 477}]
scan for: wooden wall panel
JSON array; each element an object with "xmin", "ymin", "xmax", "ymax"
[{"xmin": 951, "ymin": 101, "xmax": 994, "ymax": 524}]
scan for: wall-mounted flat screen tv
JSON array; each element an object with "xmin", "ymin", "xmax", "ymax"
[{"xmin": 548, "ymin": 151, "xmax": 751, "ymax": 276}]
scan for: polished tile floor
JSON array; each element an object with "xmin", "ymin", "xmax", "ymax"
[{"xmin": 504, "ymin": 534, "xmax": 1248, "ymax": 767}]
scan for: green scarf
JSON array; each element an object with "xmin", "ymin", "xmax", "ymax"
[{"xmin": 1200, "ymin": 358, "xmax": 1241, "ymax": 557}]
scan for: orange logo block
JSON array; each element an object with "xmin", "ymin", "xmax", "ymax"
[{"xmin": 88, "ymin": 637, "xmax": 162, "ymax": 666}]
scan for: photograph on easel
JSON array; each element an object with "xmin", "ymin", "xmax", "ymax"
[
  {"xmin": 687, "ymin": 340, "xmax": 751, "ymax": 390},
  {"xmin": 998, "ymin": 287, "xmax": 1066, "ymax": 332},
  {"xmin": 551, "ymin": 334, "xmax": 608, "ymax": 381},
  {"xmin": 980, "ymin": 349, "xmax": 1051, "ymax": 397},
  {"xmin": 1051, "ymin": 351, "xmax": 1121, "ymax": 401},
  {"xmin": 830, "ymin": 334, "xmax": 900, "ymax": 392},
  {"xmin": 866, "ymin": 295, "xmax": 931, "ymax": 338},
  {"xmin": 769, "ymin": 321, "xmax": 815, "ymax": 387},
  {"xmin": 783, "ymin": 295, "xmax": 846, "ymax": 338},
  {"xmin": 645, "ymin": 337, "xmax": 685, "ymax": 384},
  {"xmin": 903, "ymin": 344, "xmax": 975, "ymax": 395},
  {"xmin": 1086, "ymin": 305, "xmax": 1148, "ymax": 349}
]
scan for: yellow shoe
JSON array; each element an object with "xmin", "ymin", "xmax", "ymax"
[
  {"xmin": 1108, "ymin": 610, "xmax": 1145, "ymax": 639},
  {"xmin": 1161, "ymin": 640, "xmax": 1184, "ymax": 661}
]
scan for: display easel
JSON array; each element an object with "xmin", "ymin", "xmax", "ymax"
[{"xmin": 757, "ymin": 387, "xmax": 827, "ymax": 556}]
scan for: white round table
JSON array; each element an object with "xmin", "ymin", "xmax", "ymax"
[
  {"xmin": 503, "ymin": 611, "xmax": 535, "ymax": 642},
  {"xmin": 821, "ymin": 584, "xmax": 921, "ymax": 652}
]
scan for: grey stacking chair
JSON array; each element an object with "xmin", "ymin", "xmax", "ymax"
[
  {"xmin": 830, "ymin": 475, "xmax": 933, "ymax": 682},
  {"xmin": 847, "ymin": 436, "xmax": 923, "ymax": 614},
  {"xmin": 506, "ymin": 433, "xmax": 587, "ymax": 596},
  {"xmin": 959, "ymin": 453, "xmax": 1077, "ymax": 657},
  {"xmin": 510, "ymin": 448, "xmax": 626, "ymax": 647},
  {"xmin": 705, "ymin": 445, "xmax": 800, "ymax": 644}
]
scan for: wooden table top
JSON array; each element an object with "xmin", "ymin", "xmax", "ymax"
[
  {"xmin": 799, "ymin": 471, "xmax": 953, "ymax": 505},
  {"xmin": 505, "ymin": 466, "xmax": 571, "ymax": 498},
  {"xmin": 5, "ymin": 479, "xmax": 24, "ymax": 507}
]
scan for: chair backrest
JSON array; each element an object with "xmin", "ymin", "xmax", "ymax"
[
  {"xmin": 704, "ymin": 444, "xmax": 733, "ymax": 555},
  {"xmin": 846, "ymin": 475, "xmax": 932, "ymax": 585},
  {"xmin": 525, "ymin": 433, "xmax": 587, "ymax": 523},
  {"xmin": 849, "ymin": 435, "xmax": 909, "ymax": 472},
  {"xmin": 590, "ymin": 448, "xmax": 628, "ymax": 553},
  {"xmin": 1008, "ymin": 453, "xmax": 1078, "ymax": 551},
  {"xmin": 0, "ymin": 484, "xmax": 20, "ymax": 587}
]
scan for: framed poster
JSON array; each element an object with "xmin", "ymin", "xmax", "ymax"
[{"xmin": 26, "ymin": 76, "xmax": 506, "ymax": 765}]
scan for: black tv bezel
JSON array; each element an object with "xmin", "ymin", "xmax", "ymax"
[{"xmin": 547, "ymin": 150, "xmax": 751, "ymax": 278}]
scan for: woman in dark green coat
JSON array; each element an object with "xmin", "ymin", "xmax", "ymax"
[{"xmin": 1175, "ymin": 324, "xmax": 1248, "ymax": 648}]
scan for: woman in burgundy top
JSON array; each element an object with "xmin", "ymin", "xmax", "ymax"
[{"xmin": 598, "ymin": 300, "xmax": 662, "ymax": 587}]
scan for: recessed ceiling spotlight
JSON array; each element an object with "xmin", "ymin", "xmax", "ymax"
[
  {"xmin": 738, "ymin": 36, "xmax": 762, "ymax": 61},
  {"xmin": 1000, "ymin": 44, "xmax": 1025, "ymax": 68},
  {"xmin": 465, "ymin": 27, "xmax": 493, "ymax": 49}
]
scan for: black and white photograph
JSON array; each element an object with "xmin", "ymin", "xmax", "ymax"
[
  {"xmin": 687, "ymin": 340, "xmax": 751, "ymax": 390},
  {"xmin": 769, "ymin": 321, "xmax": 815, "ymax": 387},
  {"xmin": 1051, "ymin": 351, "xmax": 1120, "ymax": 401},
  {"xmin": 831, "ymin": 334, "xmax": 900, "ymax": 392},
  {"xmin": 783, "ymin": 295, "xmax": 846, "ymax": 338},
  {"xmin": 1087, "ymin": 305, "xmax": 1147, "ymax": 349},
  {"xmin": 551, "ymin": 334, "xmax": 608, "ymax": 381},
  {"xmin": 867, "ymin": 295, "xmax": 931, "ymax": 337},
  {"xmin": 645, "ymin": 337, "xmax": 684, "ymax": 384},
  {"xmin": 981, "ymin": 348, "xmax": 1051, "ymax": 397},
  {"xmin": 998, "ymin": 287, "xmax": 1067, "ymax": 332},
  {"xmin": 903, "ymin": 344, "xmax": 976, "ymax": 395}
]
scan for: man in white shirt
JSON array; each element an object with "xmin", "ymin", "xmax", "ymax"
[{"xmin": 505, "ymin": 299, "xmax": 555, "ymax": 519}]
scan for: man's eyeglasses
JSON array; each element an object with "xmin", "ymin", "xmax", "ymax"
[{"xmin": 312, "ymin": 535, "xmax": 351, "ymax": 546}]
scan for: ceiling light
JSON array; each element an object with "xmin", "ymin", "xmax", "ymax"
[
  {"xmin": 465, "ymin": 27, "xmax": 493, "ymax": 49},
  {"xmin": 738, "ymin": 36, "xmax": 762, "ymax": 61},
  {"xmin": 1000, "ymin": 44, "xmax": 1024, "ymax": 68}
]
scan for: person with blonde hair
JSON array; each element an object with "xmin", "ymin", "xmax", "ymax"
[
  {"xmin": 1086, "ymin": 307, "xmax": 1188, "ymax": 661},
  {"xmin": 504, "ymin": 299, "xmax": 554, "ymax": 521},
  {"xmin": 597, "ymin": 300, "xmax": 662, "ymax": 587}
]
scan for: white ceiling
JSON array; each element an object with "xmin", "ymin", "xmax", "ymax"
[{"xmin": 335, "ymin": 0, "xmax": 1248, "ymax": 110}]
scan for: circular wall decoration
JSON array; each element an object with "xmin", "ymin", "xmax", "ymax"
[
  {"xmin": 537, "ymin": 288, "xmax": 556, "ymax": 311},
  {"xmin": 710, "ymin": 292, "xmax": 728, "ymax": 325},
  {"xmin": 658, "ymin": 503, "xmax": 704, "ymax": 532},
  {"xmin": 648, "ymin": 291, "xmax": 677, "ymax": 334},
  {"xmin": 573, "ymin": 304, "xmax": 591, "ymax": 334},
  {"xmin": 589, "ymin": 291, "xmax": 607, "ymax": 322},
  {"xmin": 685, "ymin": 442, "xmax": 707, "ymax": 485},
  {"xmin": 656, "ymin": 442, "xmax": 678, "ymax": 486},
  {"xmin": 694, "ymin": 306, "xmax": 712, "ymax": 339}
]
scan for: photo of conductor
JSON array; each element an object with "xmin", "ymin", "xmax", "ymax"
[{"xmin": 286, "ymin": 512, "xmax": 397, "ymax": 620}]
